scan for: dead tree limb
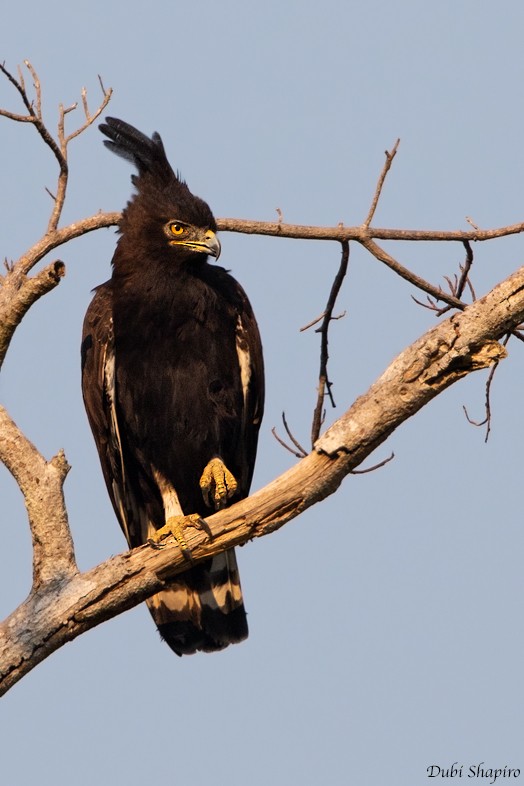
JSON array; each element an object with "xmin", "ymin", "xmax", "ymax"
[
  {"xmin": 310, "ymin": 240, "xmax": 350, "ymax": 445},
  {"xmin": 217, "ymin": 217, "xmax": 524, "ymax": 243},
  {"xmin": 0, "ymin": 60, "xmax": 112, "ymax": 232}
]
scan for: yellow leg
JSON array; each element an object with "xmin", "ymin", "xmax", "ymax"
[
  {"xmin": 199, "ymin": 457, "xmax": 238, "ymax": 511},
  {"xmin": 147, "ymin": 513, "xmax": 206, "ymax": 560}
]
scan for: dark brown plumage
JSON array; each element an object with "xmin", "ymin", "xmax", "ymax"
[{"xmin": 81, "ymin": 118, "xmax": 264, "ymax": 655}]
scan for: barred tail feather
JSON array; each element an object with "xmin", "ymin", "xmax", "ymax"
[{"xmin": 146, "ymin": 549, "xmax": 248, "ymax": 656}]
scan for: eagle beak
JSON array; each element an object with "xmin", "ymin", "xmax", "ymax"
[
  {"xmin": 168, "ymin": 228, "xmax": 221, "ymax": 258},
  {"xmin": 204, "ymin": 230, "xmax": 221, "ymax": 260}
]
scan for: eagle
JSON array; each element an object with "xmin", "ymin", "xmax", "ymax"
[{"xmin": 81, "ymin": 117, "xmax": 264, "ymax": 655}]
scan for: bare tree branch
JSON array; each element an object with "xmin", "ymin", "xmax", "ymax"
[
  {"xmin": 462, "ymin": 332, "xmax": 512, "ymax": 441},
  {"xmin": 363, "ymin": 138, "xmax": 400, "ymax": 227},
  {"xmin": 456, "ymin": 240, "xmax": 475, "ymax": 300},
  {"xmin": 311, "ymin": 241, "xmax": 350, "ymax": 445},
  {"xmin": 0, "ymin": 212, "xmax": 119, "ymax": 370},
  {"xmin": 0, "ymin": 406, "xmax": 77, "ymax": 588},
  {"xmin": 217, "ymin": 216, "xmax": 524, "ymax": 243},
  {"xmin": 0, "ymin": 62, "xmax": 67, "ymax": 181},
  {"xmin": 417, "ymin": 240, "xmax": 476, "ymax": 318},
  {"xmin": 13, "ymin": 211, "xmax": 120, "ymax": 276},
  {"xmin": 272, "ymin": 413, "xmax": 308, "ymax": 458},
  {"xmin": 350, "ymin": 452, "xmax": 395, "ymax": 474},
  {"xmin": 360, "ymin": 236, "xmax": 466, "ymax": 310},
  {"xmin": 0, "ymin": 61, "xmax": 112, "ymax": 232},
  {"xmin": 0, "ymin": 260, "xmax": 65, "ymax": 369},
  {"xmin": 50, "ymin": 77, "xmax": 112, "ymax": 231}
]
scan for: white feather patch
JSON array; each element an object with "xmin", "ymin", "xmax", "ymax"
[
  {"xmin": 151, "ymin": 465, "xmax": 184, "ymax": 524},
  {"xmin": 235, "ymin": 315, "xmax": 251, "ymax": 410},
  {"xmin": 103, "ymin": 323, "xmax": 133, "ymax": 545}
]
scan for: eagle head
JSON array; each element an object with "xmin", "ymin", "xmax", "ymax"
[{"xmin": 99, "ymin": 117, "xmax": 220, "ymax": 263}]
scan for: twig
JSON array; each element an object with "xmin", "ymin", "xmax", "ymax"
[
  {"xmin": 0, "ymin": 61, "xmax": 33, "ymax": 115},
  {"xmin": 456, "ymin": 240, "xmax": 474, "ymax": 298},
  {"xmin": 24, "ymin": 60, "xmax": 42, "ymax": 119},
  {"xmin": 271, "ymin": 413, "xmax": 308, "ymax": 458},
  {"xmin": 64, "ymin": 83, "xmax": 112, "ymax": 145},
  {"xmin": 409, "ymin": 242, "xmax": 518, "ymax": 347},
  {"xmin": 411, "ymin": 293, "xmax": 443, "ymax": 312},
  {"xmin": 0, "ymin": 62, "xmax": 65, "ymax": 176},
  {"xmin": 429, "ymin": 240, "xmax": 476, "ymax": 317},
  {"xmin": 363, "ymin": 138, "xmax": 400, "ymax": 227},
  {"xmin": 350, "ymin": 452, "xmax": 395, "ymax": 474},
  {"xmin": 300, "ymin": 311, "xmax": 326, "ymax": 332},
  {"xmin": 300, "ymin": 310, "xmax": 346, "ymax": 333},
  {"xmin": 51, "ymin": 80, "xmax": 112, "ymax": 231},
  {"xmin": 462, "ymin": 332, "xmax": 511, "ymax": 441},
  {"xmin": 361, "ymin": 236, "xmax": 466, "ymax": 311},
  {"xmin": 0, "ymin": 61, "xmax": 112, "ymax": 233},
  {"xmin": 311, "ymin": 241, "xmax": 350, "ymax": 446}
]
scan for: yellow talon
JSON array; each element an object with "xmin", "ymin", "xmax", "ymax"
[
  {"xmin": 147, "ymin": 513, "xmax": 204, "ymax": 560},
  {"xmin": 199, "ymin": 457, "xmax": 238, "ymax": 510}
]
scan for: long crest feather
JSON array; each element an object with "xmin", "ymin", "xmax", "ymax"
[
  {"xmin": 99, "ymin": 117, "xmax": 215, "ymax": 232},
  {"xmin": 99, "ymin": 117, "xmax": 175, "ymax": 185}
]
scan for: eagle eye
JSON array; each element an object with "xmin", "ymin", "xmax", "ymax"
[{"xmin": 170, "ymin": 223, "xmax": 185, "ymax": 236}]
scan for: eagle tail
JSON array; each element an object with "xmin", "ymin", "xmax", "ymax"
[{"xmin": 145, "ymin": 549, "xmax": 248, "ymax": 656}]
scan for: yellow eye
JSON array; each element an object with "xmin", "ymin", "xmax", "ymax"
[{"xmin": 170, "ymin": 223, "xmax": 185, "ymax": 235}]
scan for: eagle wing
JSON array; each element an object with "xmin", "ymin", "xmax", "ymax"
[{"xmin": 233, "ymin": 289, "xmax": 265, "ymax": 496}]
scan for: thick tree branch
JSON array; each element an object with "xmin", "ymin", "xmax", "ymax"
[
  {"xmin": 1, "ymin": 263, "xmax": 523, "ymax": 695},
  {"xmin": 3, "ymin": 207, "xmax": 520, "ymax": 311},
  {"xmin": 0, "ymin": 212, "xmax": 119, "ymax": 370},
  {"xmin": 12, "ymin": 211, "xmax": 121, "ymax": 276},
  {"xmin": 0, "ymin": 260, "xmax": 65, "ymax": 370},
  {"xmin": 0, "ymin": 406, "xmax": 77, "ymax": 588},
  {"xmin": 11, "ymin": 211, "xmax": 524, "ymax": 254},
  {"xmin": 217, "ymin": 217, "xmax": 524, "ymax": 243},
  {"xmin": 6, "ymin": 206, "xmax": 521, "ymax": 380}
]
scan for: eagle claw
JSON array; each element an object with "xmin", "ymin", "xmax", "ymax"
[
  {"xmin": 147, "ymin": 513, "xmax": 205, "ymax": 561},
  {"xmin": 199, "ymin": 457, "xmax": 238, "ymax": 510}
]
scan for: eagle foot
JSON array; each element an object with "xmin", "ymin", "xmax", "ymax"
[
  {"xmin": 147, "ymin": 514, "xmax": 205, "ymax": 561},
  {"xmin": 199, "ymin": 457, "xmax": 238, "ymax": 511}
]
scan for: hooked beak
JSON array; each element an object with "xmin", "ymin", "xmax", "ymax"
[{"xmin": 203, "ymin": 229, "xmax": 221, "ymax": 259}]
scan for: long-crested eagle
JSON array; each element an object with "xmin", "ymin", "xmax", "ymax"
[{"xmin": 81, "ymin": 118, "xmax": 264, "ymax": 655}]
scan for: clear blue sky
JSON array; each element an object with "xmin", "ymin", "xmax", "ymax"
[{"xmin": 1, "ymin": 2, "xmax": 524, "ymax": 784}]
